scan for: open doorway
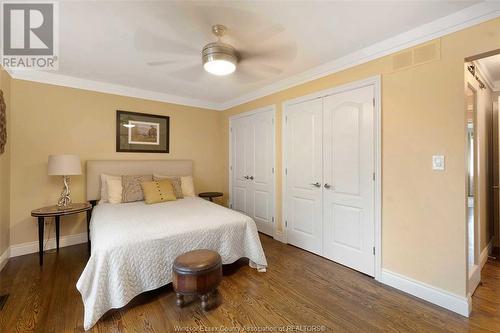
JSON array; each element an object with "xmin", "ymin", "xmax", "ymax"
[{"xmin": 464, "ymin": 50, "xmax": 500, "ymax": 297}]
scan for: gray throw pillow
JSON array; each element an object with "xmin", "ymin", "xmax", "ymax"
[{"xmin": 122, "ymin": 175, "xmax": 153, "ymax": 202}]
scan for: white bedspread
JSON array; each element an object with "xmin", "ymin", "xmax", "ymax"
[{"xmin": 76, "ymin": 197, "xmax": 268, "ymax": 330}]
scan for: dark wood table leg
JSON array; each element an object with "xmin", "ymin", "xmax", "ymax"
[
  {"xmin": 55, "ymin": 215, "xmax": 60, "ymax": 251},
  {"xmin": 86, "ymin": 210, "xmax": 91, "ymax": 254},
  {"xmin": 38, "ymin": 217, "xmax": 44, "ymax": 266}
]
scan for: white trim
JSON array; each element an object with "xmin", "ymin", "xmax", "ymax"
[
  {"xmin": 9, "ymin": 71, "xmax": 221, "ymax": 110},
  {"xmin": 273, "ymin": 230, "xmax": 287, "ymax": 244},
  {"xmin": 219, "ymin": 2, "xmax": 500, "ymax": 110},
  {"xmin": 468, "ymin": 264, "xmax": 481, "ymax": 297},
  {"xmin": 6, "ymin": 2, "xmax": 500, "ymax": 111},
  {"xmin": 228, "ymin": 105, "xmax": 277, "ymax": 238},
  {"xmin": 281, "ymin": 75, "xmax": 382, "ymax": 279},
  {"xmin": 0, "ymin": 247, "xmax": 10, "ymax": 272},
  {"xmin": 480, "ymin": 238, "xmax": 493, "ymax": 269},
  {"xmin": 228, "ymin": 105, "xmax": 276, "ymax": 120},
  {"xmin": 381, "ymin": 269, "xmax": 471, "ymax": 317},
  {"xmin": 9, "ymin": 232, "xmax": 87, "ymax": 258},
  {"xmin": 283, "ymin": 76, "xmax": 382, "ymax": 108},
  {"xmin": 373, "ymin": 77, "xmax": 382, "ymax": 281}
]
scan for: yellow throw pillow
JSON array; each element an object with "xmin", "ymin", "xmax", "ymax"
[{"xmin": 141, "ymin": 179, "xmax": 177, "ymax": 204}]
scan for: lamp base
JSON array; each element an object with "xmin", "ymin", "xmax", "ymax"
[{"xmin": 57, "ymin": 176, "xmax": 72, "ymax": 209}]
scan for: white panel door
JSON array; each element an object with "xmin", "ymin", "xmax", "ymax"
[
  {"xmin": 322, "ymin": 86, "xmax": 375, "ymax": 276},
  {"xmin": 231, "ymin": 116, "xmax": 252, "ymax": 214},
  {"xmin": 285, "ymin": 99, "xmax": 323, "ymax": 255},
  {"xmin": 250, "ymin": 111, "xmax": 275, "ymax": 236},
  {"xmin": 231, "ymin": 109, "xmax": 275, "ymax": 236}
]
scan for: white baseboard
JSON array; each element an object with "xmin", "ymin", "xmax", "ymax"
[
  {"xmin": 0, "ymin": 247, "xmax": 10, "ymax": 272},
  {"xmin": 380, "ymin": 269, "xmax": 470, "ymax": 317},
  {"xmin": 274, "ymin": 230, "xmax": 287, "ymax": 244},
  {"xmin": 9, "ymin": 232, "xmax": 87, "ymax": 258},
  {"xmin": 479, "ymin": 239, "xmax": 493, "ymax": 269}
]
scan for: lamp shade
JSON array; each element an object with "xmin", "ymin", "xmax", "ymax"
[{"xmin": 48, "ymin": 154, "xmax": 82, "ymax": 176}]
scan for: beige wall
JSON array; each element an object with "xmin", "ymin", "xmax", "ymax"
[
  {"xmin": 465, "ymin": 64, "xmax": 494, "ymax": 253},
  {"xmin": 9, "ymin": 80, "xmax": 225, "ymax": 246},
  {"xmin": 2, "ymin": 16, "xmax": 500, "ymax": 300},
  {"xmin": 222, "ymin": 18, "xmax": 500, "ymax": 297},
  {"xmin": 0, "ymin": 69, "xmax": 11, "ymax": 257}
]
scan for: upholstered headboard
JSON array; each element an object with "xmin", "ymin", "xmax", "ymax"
[{"xmin": 86, "ymin": 160, "xmax": 193, "ymax": 201}]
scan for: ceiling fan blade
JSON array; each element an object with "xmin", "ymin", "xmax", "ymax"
[
  {"xmin": 239, "ymin": 43, "xmax": 297, "ymax": 64},
  {"xmin": 135, "ymin": 28, "xmax": 198, "ymax": 55},
  {"xmin": 234, "ymin": 64, "xmax": 268, "ymax": 83},
  {"xmin": 157, "ymin": 4, "xmax": 218, "ymax": 45},
  {"xmin": 251, "ymin": 63, "xmax": 283, "ymax": 75},
  {"xmin": 147, "ymin": 60, "xmax": 180, "ymax": 66},
  {"xmin": 231, "ymin": 24, "xmax": 286, "ymax": 46},
  {"xmin": 146, "ymin": 56, "xmax": 199, "ymax": 67},
  {"xmin": 168, "ymin": 64, "xmax": 206, "ymax": 81}
]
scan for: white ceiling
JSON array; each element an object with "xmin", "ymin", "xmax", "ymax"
[
  {"xmin": 10, "ymin": 1, "xmax": 500, "ymax": 109},
  {"xmin": 477, "ymin": 54, "xmax": 500, "ymax": 91}
]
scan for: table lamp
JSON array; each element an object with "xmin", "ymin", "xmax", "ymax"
[{"xmin": 48, "ymin": 154, "xmax": 82, "ymax": 209}]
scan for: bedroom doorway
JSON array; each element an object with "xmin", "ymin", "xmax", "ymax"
[
  {"xmin": 229, "ymin": 106, "xmax": 276, "ymax": 237},
  {"xmin": 463, "ymin": 49, "xmax": 500, "ymax": 298}
]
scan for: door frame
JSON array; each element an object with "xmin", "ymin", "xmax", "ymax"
[
  {"xmin": 228, "ymin": 105, "xmax": 277, "ymax": 237},
  {"xmin": 282, "ymin": 75, "xmax": 382, "ymax": 281},
  {"xmin": 464, "ymin": 81, "xmax": 480, "ymax": 297}
]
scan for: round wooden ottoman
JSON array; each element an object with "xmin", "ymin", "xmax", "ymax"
[{"xmin": 172, "ymin": 249, "xmax": 222, "ymax": 311}]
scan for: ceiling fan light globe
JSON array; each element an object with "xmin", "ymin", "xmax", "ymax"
[
  {"xmin": 202, "ymin": 41, "xmax": 237, "ymax": 76},
  {"xmin": 204, "ymin": 59, "xmax": 236, "ymax": 76}
]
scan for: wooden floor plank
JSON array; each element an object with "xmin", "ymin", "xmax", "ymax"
[{"xmin": 1, "ymin": 234, "xmax": 499, "ymax": 332}]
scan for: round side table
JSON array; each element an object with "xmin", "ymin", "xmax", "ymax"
[
  {"xmin": 198, "ymin": 192, "xmax": 223, "ymax": 202},
  {"xmin": 31, "ymin": 202, "xmax": 92, "ymax": 265}
]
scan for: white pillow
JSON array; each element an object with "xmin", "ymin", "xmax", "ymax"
[
  {"xmin": 180, "ymin": 176, "xmax": 195, "ymax": 197},
  {"xmin": 100, "ymin": 174, "xmax": 121, "ymax": 203},
  {"xmin": 153, "ymin": 174, "xmax": 195, "ymax": 197},
  {"xmin": 107, "ymin": 179, "xmax": 123, "ymax": 204}
]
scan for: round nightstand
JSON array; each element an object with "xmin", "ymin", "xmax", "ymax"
[{"xmin": 198, "ymin": 192, "xmax": 223, "ymax": 202}]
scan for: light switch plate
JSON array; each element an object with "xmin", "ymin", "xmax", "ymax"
[{"xmin": 432, "ymin": 155, "xmax": 445, "ymax": 171}]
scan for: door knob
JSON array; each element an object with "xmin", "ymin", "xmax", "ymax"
[
  {"xmin": 324, "ymin": 183, "xmax": 331, "ymax": 189},
  {"xmin": 310, "ymin": 182, "xmax": 321, "ymax": 187},
  {"xmin": 249, "ymin": 176, "xmax": 254, "ymax": 180}
]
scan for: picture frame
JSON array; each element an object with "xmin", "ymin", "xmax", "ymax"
[{"xmin": 116, "ymin": 110, "xmax": 169, "ymax": 153}]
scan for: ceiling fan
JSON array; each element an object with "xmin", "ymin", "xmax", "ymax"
[{"xmin": 143, "ymin": 21, "xmax": 296, "ymax": 82}]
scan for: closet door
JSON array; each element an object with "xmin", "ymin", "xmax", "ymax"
[
  {"xmin": 322, "ymin": 86, "xmax": 375, "ymax": 276},
  {"xmin": 230, "ymin": 109, "xmax": 275, "ymax": 237},
  {"xmin": 285, "ymin": 99, "xmax": 323, "ymax": 255},
  {"xmin": 250, "ymin": 111, "xmax": 275, "ymax": 236},
  {"xmin": 231, "ymin": 116, "xmax": 253, "ymax": 214}
]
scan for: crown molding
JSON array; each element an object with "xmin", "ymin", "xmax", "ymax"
[
  {"xmin": 7, "ymin": 2, "xmax": 500, "ymax": 111},
  {"xmin": 218, "ymin": 2, "xmax": 500, "ymax": 110},
  {"xmin": 8, "ymin": 70, "xmax": 221, "ymax": 110}
]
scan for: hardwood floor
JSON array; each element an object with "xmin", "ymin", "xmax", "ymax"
[{"xmin": 0, "ymin": 234, "xmax": 499, "ymax": 332}]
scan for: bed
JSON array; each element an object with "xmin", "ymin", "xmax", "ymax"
[{"xmin": 76, "ymin": 160, "xmax": 268, "ymax": 330}]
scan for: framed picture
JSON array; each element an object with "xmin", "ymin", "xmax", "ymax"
[{"xmin": 116, "ymin": 110, "xmax": 169, "ymax": 153}]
